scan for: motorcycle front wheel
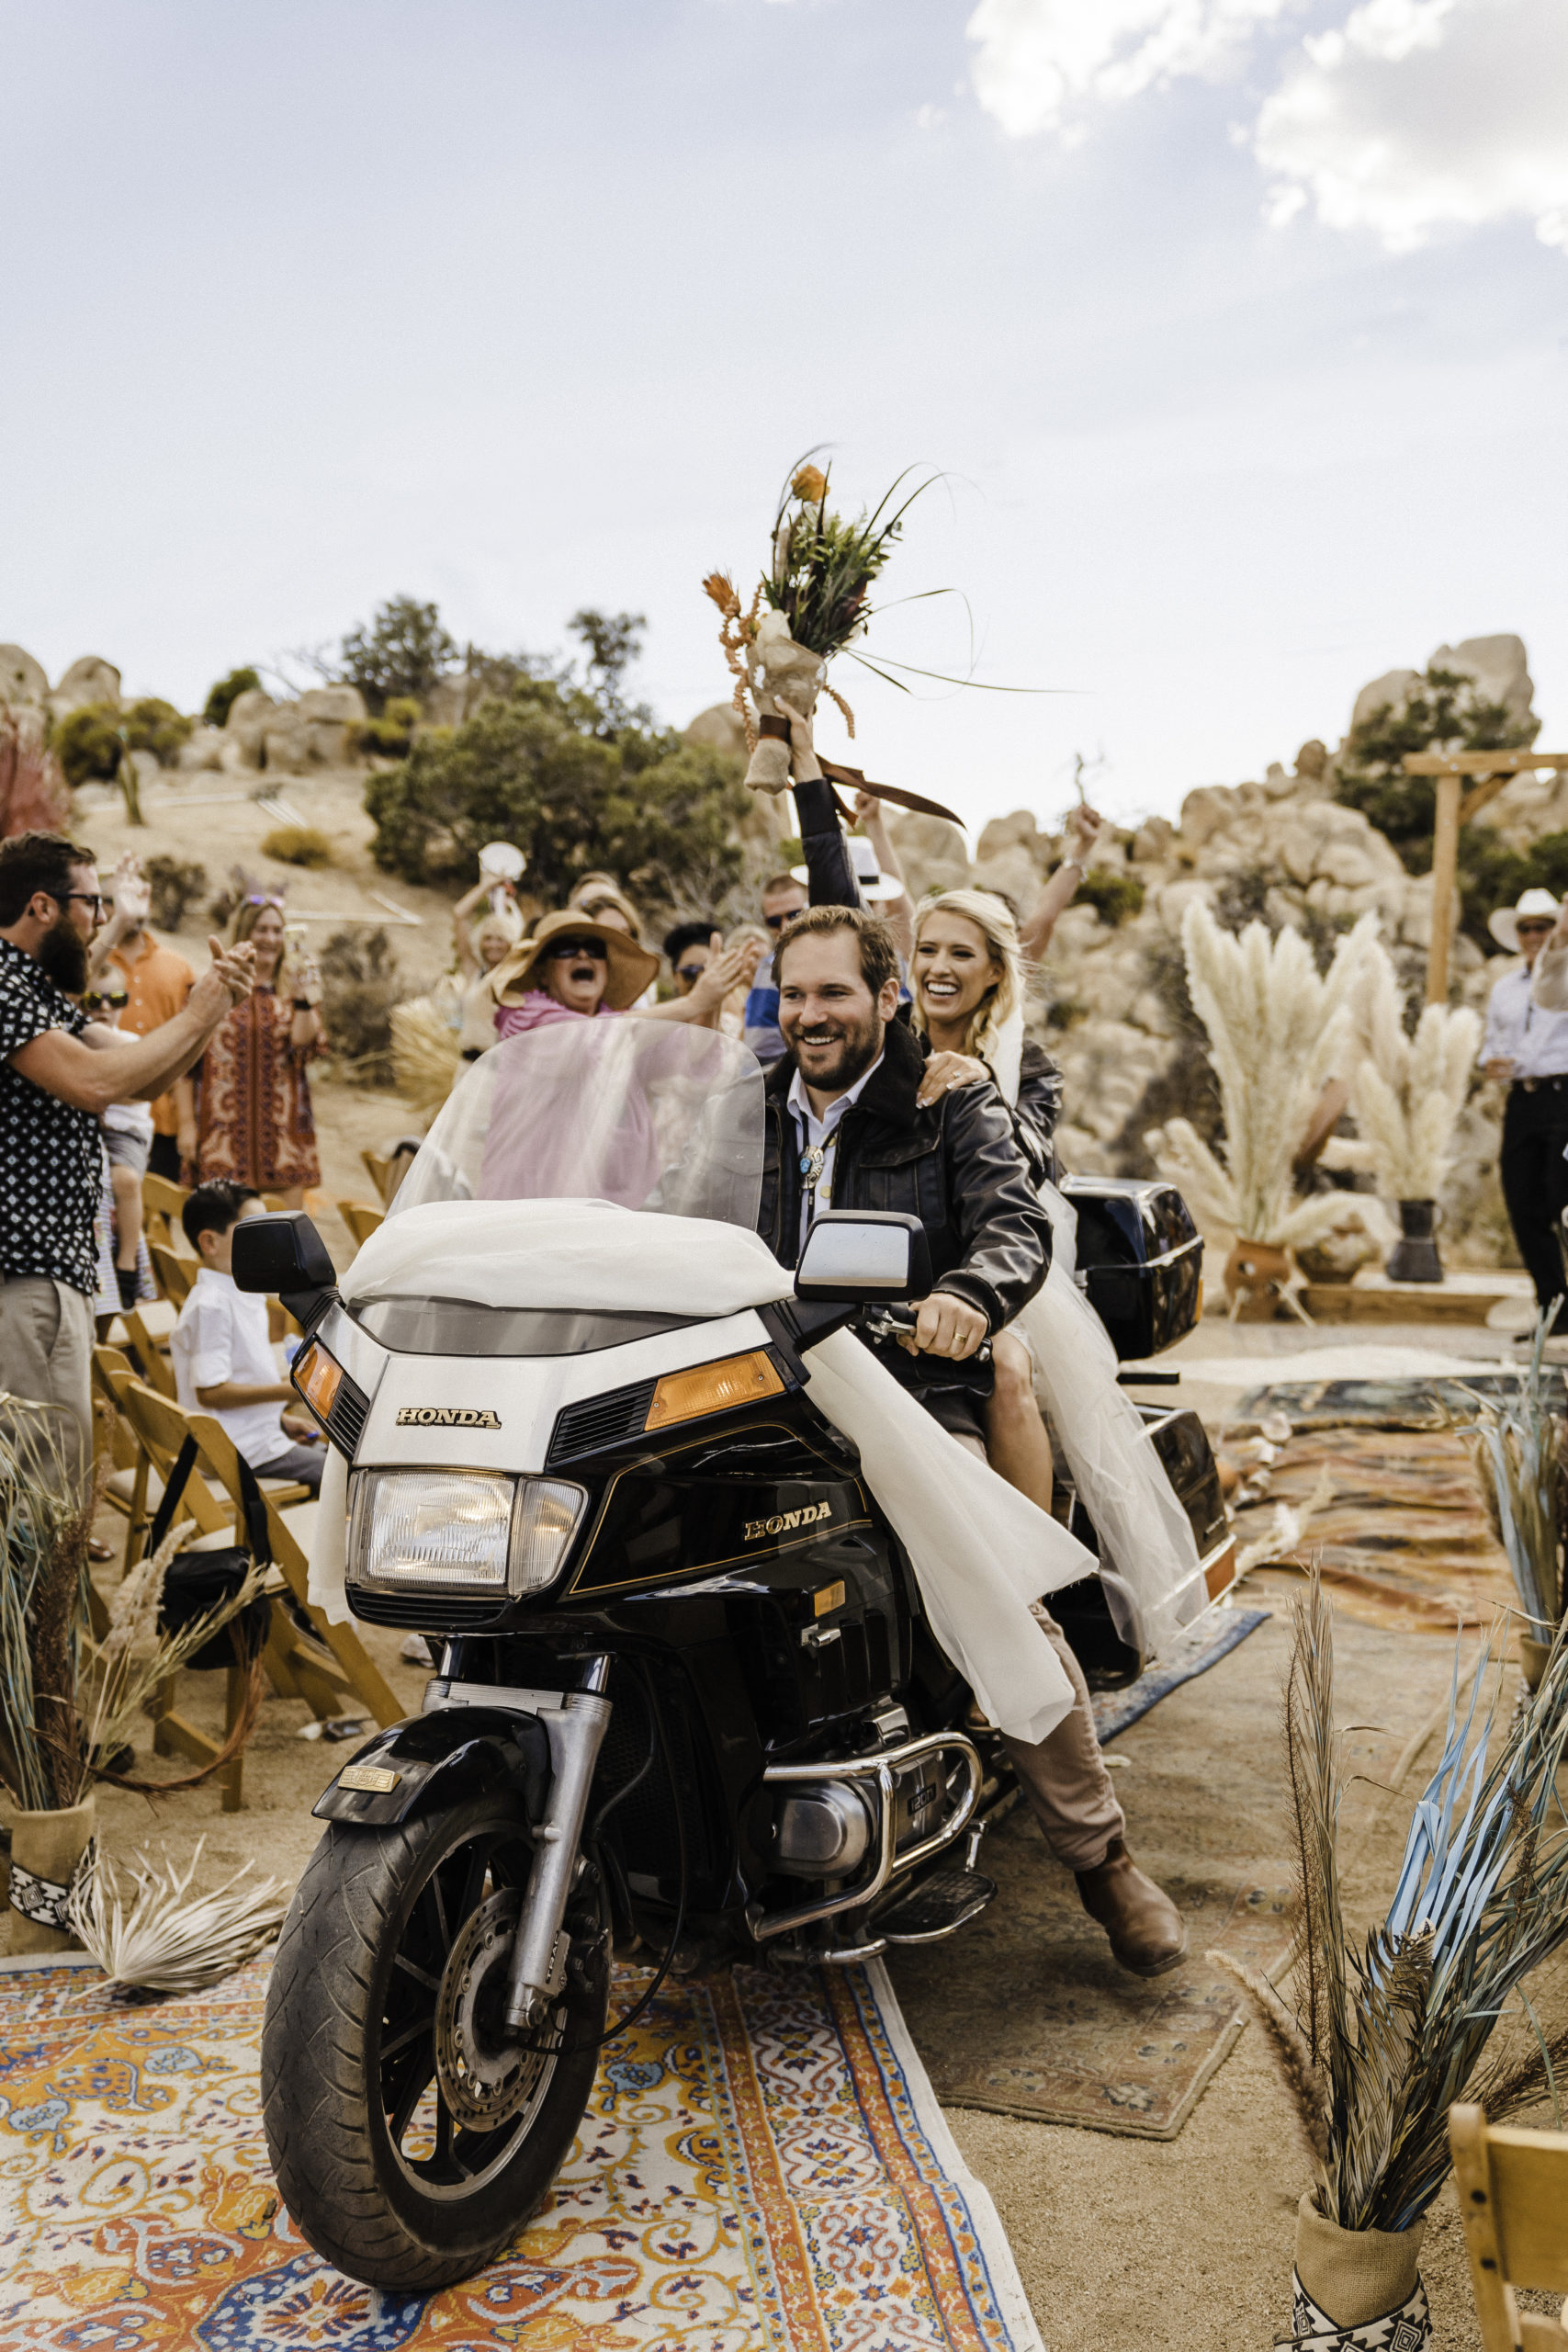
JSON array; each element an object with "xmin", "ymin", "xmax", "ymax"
[{"xmin": 261, "ymin": 1789, "xmax": 609, "ymax": 2290}]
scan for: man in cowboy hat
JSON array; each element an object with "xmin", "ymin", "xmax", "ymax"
[{"xmin": 1482, "ymin": 887, "xmax": 1568, "ymax": 1320}]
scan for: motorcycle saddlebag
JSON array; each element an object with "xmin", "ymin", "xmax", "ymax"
[{"xmin": 1059, "ymin": 1175, "xmax": 1203, "ymax": 1360}]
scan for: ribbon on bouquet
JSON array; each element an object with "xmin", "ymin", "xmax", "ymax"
[{"xmin": 755, "ymin": 716, "xmax": 966, "ymax": 829}]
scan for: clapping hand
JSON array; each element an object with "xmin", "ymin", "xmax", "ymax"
[
  {"xmin": 109, "ymin": 852, "xmax": 151, "ymax": 928},
  {"xmin": 689, "ymin": 933, "xmax": 762, "ymax": 1012},
  {"xmin": 294, "ymin": 953, "xmax": 324, "ymax": 1008}
]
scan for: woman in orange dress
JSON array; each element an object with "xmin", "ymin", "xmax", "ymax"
[{"xmin": 190, "ymin": 899, "xmax": 325, "ymax": 1207}]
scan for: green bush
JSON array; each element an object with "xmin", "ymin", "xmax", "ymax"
[
  {"xmin": 203, "ymin": 667, "xmax": 261, "ymax": 729},
  {"xmin": 339, "ymin": 598, "xmax": 457, "ymax": 717},
  {"xmin": 1076, "ymin": 867, "xmax": 1145, "ymax": 927},
  {"xmin": 358, "ymin": 695, "xmax": 422, "ymax": 756},
  {"xmin": 53, "ymin": 702, "xmax": 123, "ymax": 786},
  {"xmin": 262, "ymin": 825, "xmax": 334, "ymax": 868},
  {"xmin": 144, "ymin": 855, "xmax": 208, "ymax": 931},
  {"xmin": 320, "ymin": 926, "xmax": 400, "ymax": 1081},
  {"xmin": 365, "ymin": 672, "xmax": 750, "ymax": 909},
  {"xmin": 124, "ymin": 697, "xmax": 193, "ymax": 767}
]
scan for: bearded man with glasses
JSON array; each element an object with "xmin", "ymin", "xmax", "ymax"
[{"xmin": 0, "ymin": 830, "xmax": 255, "ymax": 1475}]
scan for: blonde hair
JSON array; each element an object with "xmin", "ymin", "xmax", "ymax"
[
  {"xmin": 231, "ymin": 896, "xmax": 291, "ymax": 989},
  {"xmin": 568, "ymin": 874, "xmax": 642, "ymax": 943},
  {"xmin": 911, "ymin": 889, "xmax": 1026, "ymax": 1066},
  {"xmin": 474, "ymin": 903, "xmax": 524, "ymax": 951}
]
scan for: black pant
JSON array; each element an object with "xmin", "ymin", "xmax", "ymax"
[
  {"xmin": 147, "ymin": 1130, "xmax": 183, "ymax": 1182},
  {"xmin": 1500, "ymin": 1082, "xmax": 1568, "ymax": 1311}
]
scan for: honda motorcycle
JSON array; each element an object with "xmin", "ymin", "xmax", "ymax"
[{"xmin": 236, "ymin": 1022, "xmax": 1230, "ymax": 2290}]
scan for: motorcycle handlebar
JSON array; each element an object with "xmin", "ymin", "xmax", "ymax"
[{"xmin": 858, "ymin": 1304, "xmax": 993, "ymax": 1364}]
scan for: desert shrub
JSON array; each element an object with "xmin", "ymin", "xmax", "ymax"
[
  {"xmin": 365, "ymin": 671, "xmax": 750, "ymax": 909},
  {"xmin": 320, "ymin": 927, "xmax": 400, "ymax": 1081},
  {"xmin": 358, "ymin": 695, "xmax": 422, "ymax": 756},
  {"xmin": 123, "ymin": 697, "xmax": 193, "ymax": 766},
  {"xmin": 262, "ymin": 825, "xmax": 333, "ymax": 868},
  {"xmin": 144, "ymin": 855, "xmax": 208, "ymax": 932},
  {"xmin": 1076, "ymin": 867, "xmax": 1145, "ymax": 927},
  {"xmin": 203, "ymin": 667, "xmax": 261, "ymax": 729},
  {"xmin": 338, "ymin": 598, "xmax": 457, "ymax": 717},
  {"xmin": 53, "ymin": 702, "xmax": 123, "ymax": 786}
]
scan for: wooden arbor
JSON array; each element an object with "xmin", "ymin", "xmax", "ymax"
[{"xmin": 1404, "ymin": 750, "xmax": 1568, "ymax": 1003}]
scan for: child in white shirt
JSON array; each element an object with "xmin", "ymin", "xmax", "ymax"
[{"xmin": 170, "ymin": 1182, "xmax": 325, "ymax": 1495}]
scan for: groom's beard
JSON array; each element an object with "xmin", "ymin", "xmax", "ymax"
[{"xmin": 38, "ymin": 914, "xmax": 89, "ymax": 996}]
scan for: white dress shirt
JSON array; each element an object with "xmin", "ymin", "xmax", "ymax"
[
  {"xmin": 786, "ymin": 1052, "xmax": 884, "ymax": 1232},
  {"xmin": 171, "ymin": 1267, "xmax": 288, "ymax": 1466},
  {"xmin": 1481, "ymin": 962, "xmax": 1568, "ymax": 1080}
]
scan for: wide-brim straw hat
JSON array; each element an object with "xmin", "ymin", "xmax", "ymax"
[
  {"xmin": 1488, "ymin": 887, "xmax": 1562, "ymax": 952},
  {"xmin": 488, "ymin": 908, "xmax": 660, "ymax": 1012}
]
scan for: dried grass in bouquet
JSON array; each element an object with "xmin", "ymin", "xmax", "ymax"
[
  {"xmin": 1348, "ymin": 943, "xmax": 1481, "ymax": 1206},
  {"xmin": 77, "ymin": 1516, "xmax": 268, "ymax": 1780},
  {"xmin": 0, "ymin": 1399, "xmax": 97, "ymax": 1814},
  {"xmin": 1149, "ymin": 905, "xmax": 1382, "ymax": 1310},
  {"xmin": 704, "ymin": 454, "xmax": 936, "ymax": 793},
  {"xmin": 391, "ymin": 993, "xmax": 462, "ymax": 1119},
  {"xmin": 69, "ymin": 1837, "xmax": 287, "ymax": 1996},
  {"xmin": 1213, "ymin": 1573, "xmax": 1568, "ymax": 2347}
]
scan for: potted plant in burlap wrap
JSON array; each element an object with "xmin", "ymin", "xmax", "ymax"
[{"xmin": 1213, "ymin": 1574, "xmax": 1568, "ymax": 2349}]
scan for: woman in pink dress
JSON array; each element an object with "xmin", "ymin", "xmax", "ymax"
[{"xmin": 190, "ymin": 899, "xmax": 325, "ymax": 1206}]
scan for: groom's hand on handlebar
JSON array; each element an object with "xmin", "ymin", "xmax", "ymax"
[{"xmin": 900, "ymin": 1293, "xmax": 989, "ymax": 1361}]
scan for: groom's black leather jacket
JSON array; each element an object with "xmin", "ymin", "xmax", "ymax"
[{"xmin": 756, "ymin": 1015, "xmax": 1051, "ymax": 1415}]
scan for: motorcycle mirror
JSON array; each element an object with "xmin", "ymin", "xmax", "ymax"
[
  {"xmin": 231, "ymin": 1211, "xmax": 339, "ymax": 1311},
  {"xmin": 794, "ymin": 1211, "xmax": 931, "ymax": 1303}
]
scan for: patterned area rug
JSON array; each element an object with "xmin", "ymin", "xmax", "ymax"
[
  {"xmin": 0, "ymin": 1950, "xmax": 1041, "ymax": 2352},
  {"xmin": 1227, "ymin": 1377, "xmax": 1534, "ymax": 1631},
  {"xmin": 1090, "ymin": 1606, "xmax": 1270, "ymax": 1743}
]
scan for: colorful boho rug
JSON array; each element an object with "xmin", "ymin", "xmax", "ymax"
[
  {"xmin": 1090, "ymin": 1605, "xmax": 1270, "ymax": 1743},
  {"xmin": 0, "ymin": 1949, "xmax": 1041, "ymax": 2352},
  {"xmin": 1228, "ymin": 1377, "xmax": 1532, "ymax": 1632}
]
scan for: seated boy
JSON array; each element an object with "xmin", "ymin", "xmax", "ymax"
[{"xmin": 171, "ymin": 1181, "xmax": 325, "ymax": 1496}]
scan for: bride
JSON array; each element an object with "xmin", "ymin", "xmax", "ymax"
[{"xmin": 909, "ymin": 886, "xmax": 1202, "ymax": 1657}]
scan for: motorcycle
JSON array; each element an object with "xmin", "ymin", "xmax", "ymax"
[{"xmin": 235, "ymin": 1021, "xmax": 1230, "ymax": 2290}]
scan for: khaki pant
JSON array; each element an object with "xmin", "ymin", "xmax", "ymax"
[
  {"xmin": 0, "ymin": 1272, "xmax": 94, "ymax": 1488},
  {"xmin": 954, "ymin": 1430, "xmax": 1125, "ymax": 1871}
]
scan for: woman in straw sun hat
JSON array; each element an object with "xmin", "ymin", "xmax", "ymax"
[
  {"xmin": 487, "ymin": 907, "xmax": 755, "ymax": 1039},
  {"xmin": 1481, "ymin": 886, "xmax": 1568, "ymax": 1319}
]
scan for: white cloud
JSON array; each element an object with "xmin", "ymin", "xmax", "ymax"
[
  {"xmin": 1253, "ymin": 0, "xmax": 1568, "ymax": 253},
  {"xmin": 965, "ymin": 0, "xmax": 1295, "ymax": 137}
]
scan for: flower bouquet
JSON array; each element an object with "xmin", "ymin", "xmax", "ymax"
[{"xmin": 704, "ymin": 457, "xmax": 931, "ymax": 795}]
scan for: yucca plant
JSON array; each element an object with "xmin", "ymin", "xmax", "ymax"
[
  {"xmin": 1348, "ymin": 944, "xmax": 1482, "ymax": 1204},
  {"xmin": 1151, "ymin": 904, "xmax": 1382, "ymax": 1261},
  {"xmin": 1217, "ymin": 1577, "xmax": 1568, "ymax": 2245}
]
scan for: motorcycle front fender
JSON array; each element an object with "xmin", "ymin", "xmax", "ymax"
[{"xmin": 312, "ymin": 1705, "xmax": 551, "ymax": 1829}]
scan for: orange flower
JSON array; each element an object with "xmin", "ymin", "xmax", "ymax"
[
  {"xmin": 702, "ymin": 570, "xmax": 740, "ymax": 617},
  {"xmin": 791, "ymin": 464, "xmax": 829, "ymax": 504}
]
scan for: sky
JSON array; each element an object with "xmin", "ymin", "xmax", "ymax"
[{"xmin": 4, "ymin": 0, "xmax": 1565, "ymax": 838}]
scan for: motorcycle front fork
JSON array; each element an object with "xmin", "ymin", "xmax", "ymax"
[{"xmin": 504, "ymin": 1655, "xmax": 614, "ymax": 2031}]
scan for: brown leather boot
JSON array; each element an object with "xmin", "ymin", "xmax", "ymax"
[{"xmin": 1073, "ymin": 1838, "xmax": 1188, "ymax": 1976}]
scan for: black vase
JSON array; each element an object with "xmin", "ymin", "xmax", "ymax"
[{"xmin": 1386, "ymin": 1197, "xmax": 1443, "ymax": 1283}]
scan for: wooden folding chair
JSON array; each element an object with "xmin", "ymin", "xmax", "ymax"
[
  {"xmin": 1450, "ymin": 2102, "xmax": 1568, "ymax": 2348},
  {"xmin": 141, "ymin": 1171, "xmax": 190, "ymax": 1256},
  {"xmin": 92, "ymin": 1344, "xmax": 164, "ymax": 1561},
  {"xmin": 336, "ymin": 1199, "xmax": 385, "ymax": 1249},
  {"xmin": 148, "ymin": 1240, "xmax": 194, "ymax": 1306},
  {"xmin": 118, "ymin": 1297, "xmax": 179, "ymax": 1396},
  {"xmin": 361, "ymin": 1147, "xmax": 396, "ymax": 1204},
  {"xmin": 120, "ymin": 1381, "xmax": 400, "ymax": 1743}
]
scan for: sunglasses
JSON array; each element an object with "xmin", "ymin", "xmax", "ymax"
[
  {"xmin": 676, "ymin": 961, "xmax": 707, "ymax": 983},
  {"xmin": 83, "ymin": 989, "xmax": 128, "ymax": 1010},
  {"xmin": 547, "ymin": 938, "xmax": 607, "ymax": 962},
  {"xmin": 62, "ymin": 891, "xmax": 107, "ymax": 916},
  {"xmin": 1517, "ymin": 921, "xmax": 1556, "ymax": 935},
  {"xmin": 763, "ymin": 908, "xmax": 804, "ymax": 932}
]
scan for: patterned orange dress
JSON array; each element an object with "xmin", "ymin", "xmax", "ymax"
[{"xmin": 191, "ymin": 988, "xmax": 323, "ymax": 1191}]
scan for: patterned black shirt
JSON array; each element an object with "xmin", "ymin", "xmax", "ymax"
[{"xmin": 0, "ymin": 936, "xmax": 102, "ymax": 1295}]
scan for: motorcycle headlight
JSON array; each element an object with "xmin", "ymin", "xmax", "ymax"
[{"xmin": 349, "ymin": 1471, "xmax": 586, "ymax": 1598}]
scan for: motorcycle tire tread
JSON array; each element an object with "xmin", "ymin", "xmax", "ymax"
[{"xmin": 261, "ymin": 1794, "xmax": 607, "ymax": 2292}]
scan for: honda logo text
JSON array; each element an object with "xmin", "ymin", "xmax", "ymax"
[
  {"xmin": 395, "ymin": 1407, "xmax": 502, "ymax": 1429},
  {"xmin": 744, "ymin": 1501, "xmax": 832, "ymax": 1542}
]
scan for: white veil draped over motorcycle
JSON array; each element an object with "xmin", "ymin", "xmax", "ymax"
[
  {"xmin": 990, "ymin": 1003, "xmax": 1203, "ymax": 1657},
  {"xmin": 314, "ymin": 1023, "xmax": 1103, "ymax": 1747}
]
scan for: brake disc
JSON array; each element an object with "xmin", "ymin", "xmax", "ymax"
[{"xmin": 434, "ymin": 1886, "xmax": 562, "ymax": 2131}]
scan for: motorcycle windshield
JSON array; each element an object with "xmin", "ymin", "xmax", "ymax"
[{"xmin": 387, "ymin": 1020, "xmax": 766, "ymax": 1229}]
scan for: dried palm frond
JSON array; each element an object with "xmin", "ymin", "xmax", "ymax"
[
  {"xmin": 76, "ymin": 1521, "xmax": 268, "ymax": 1775},
  {"xmin": 391, "ymin": 995, "xmax": 463, "ymax": 1118},
  {"xmin": 0, "ymin": 1399, "xmax": 98, "ymax": 1811},
  {"xmin": 1152, "ymin": 906, "xmax": 1382, "ymax": 1250},
  {"xmin": 1234, "ymin": 1574, "xmax": 1568, "ymax": 2235},
  {"xmin": 1464, "ymin": 1309, "xmax": 1565, "ymax": 1638},
  {"xmin": 1349, "ymin": 944, "xmax": 1481, "ymax": 1201},
  {"xmin": 68, "ymin": 1838, "xmax": 287, "ymax": 1994}
]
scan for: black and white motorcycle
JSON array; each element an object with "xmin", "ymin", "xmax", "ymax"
[{"xmin": 236, "ymin": 1021, "xmax": 1227, "ymax": 2290}]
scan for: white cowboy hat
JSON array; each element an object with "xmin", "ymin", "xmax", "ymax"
[
  {"xmin": 1488, "ymin": 887, "xmax": 1562, "ymax": 953},
  {"xmin": 790, "ymin": 835, "xmax": 905, "ymax": 904}
]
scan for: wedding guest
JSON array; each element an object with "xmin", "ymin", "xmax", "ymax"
[{"xmin": 191, "ymin": 898, "xmax": 324, "ymax": 1208}]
